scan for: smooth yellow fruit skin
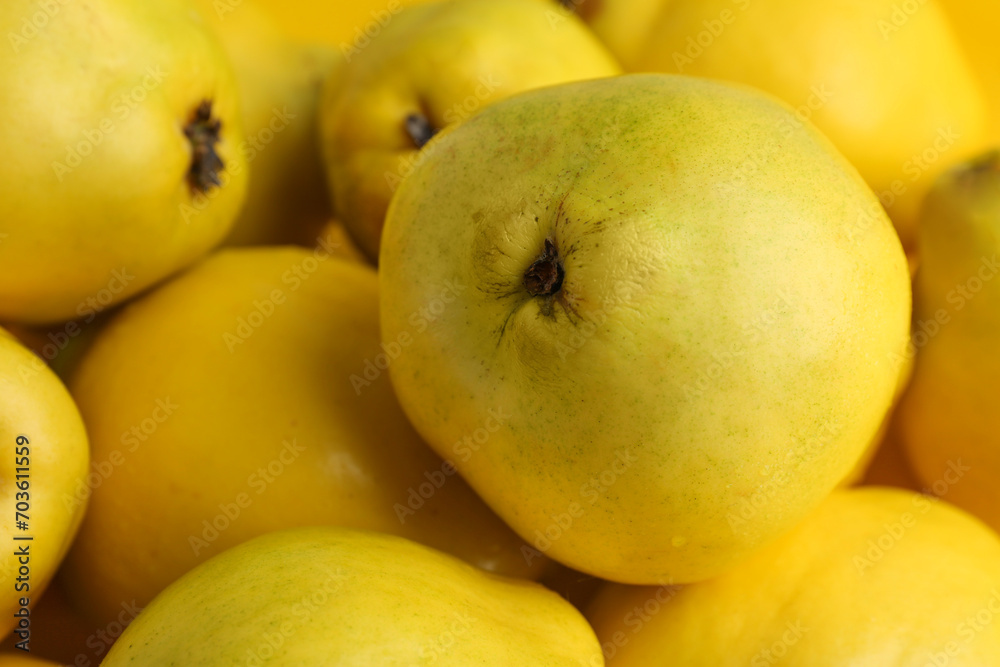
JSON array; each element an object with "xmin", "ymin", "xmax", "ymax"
[
  {"xmin": 193, "ymin": 0, "xmax": 340, "ymax": 246},
  {"xmin": 574, "ymin": 0, "xmax": 666, "ymax": 69},
  {"xmin": 587, "ymin": 488, "xmax": 1000, "ymax": 666},
  {"xmin": 314, "ymin": 220, "xmax": 368, "ymax": 265},
  {"xmin": 940, "ymin": 0, "xmax": 1000, "ymax": 143},
  {"xmin": 381, "ymin": 74, "xmax": 911, "ymax": 584},
  {"xmin": 102, "ymin": 527, "xmax": 603, "ymax": 666},
  {"xmin": 0, "ymin": 0, "xmax": 248, "ymax": 324},
  {"xmin": 897, "ymin": 152, "xmax": 1000, "ymax": 532},
  {"xmin": 590, "ymin": 0, "xmax": 988, "ymax": 247},
  {"xmin": 320, "ymin": 0, "xmax": 621, "ymax": 262},
  {"xmin": 249, "ymin": 0, "xmax": 551, "ymax": 45},
  {"xmin": 252, "ymin": 0, "xmax": 434, "ymax": 44},
  {"xmin": 0, "ymin": 656, "xmax": 62, "ymax": 667},
  {"xmin": 841, "ymin": 346, "xmax": 914, "ymax": 487},
  {"xmin": 61, "ymin": 247, "xmax": 544, "ymax": 629},
  {"xmin": 0, "ymin": 328, "xmax": 89, "ymax": 637}
]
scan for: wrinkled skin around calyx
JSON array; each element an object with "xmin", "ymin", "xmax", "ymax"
[{"xmin": 380, "ymin": 74, "xmax": 911, "ymax": 585}]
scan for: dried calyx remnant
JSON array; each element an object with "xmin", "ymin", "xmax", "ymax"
[
  {"xmin": 184, "ymin": 100, "xmax": 225, "ymax": 193},
  {"xmin": 524, "ymin": 239, "xmax": 565, "ymax": 297},
  {"xmin": 405, "ymin": 112, "xmax": 437, "ymax": 149}
]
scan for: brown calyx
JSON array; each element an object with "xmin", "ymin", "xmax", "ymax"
[
  {"xmin": 524, "ymin": 239, "xmax": 565, "ymax": 297},
  {"xmin": 184, "ymin": 100, "xmax": 225, "ymax": 193}
]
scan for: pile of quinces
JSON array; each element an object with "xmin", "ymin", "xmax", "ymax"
[{"xmin": 1, "ymin": 0, "xmax": 999, "ymax": 665}]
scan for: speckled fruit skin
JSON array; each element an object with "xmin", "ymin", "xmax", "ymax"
[
  {"xmin": 586, "ymin": 488, "xmax": 1000, "ymax": 666},
  {"xmin": 101, "ymin": 528, "xmax": 604, "ymax": 666},
  {"xmin": 380, "ymin": 74, "xmax": 911, "ymax": 585}
]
